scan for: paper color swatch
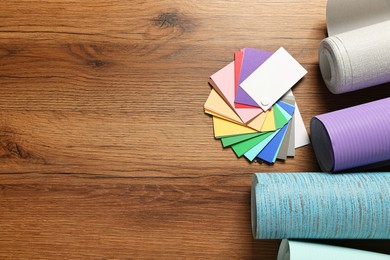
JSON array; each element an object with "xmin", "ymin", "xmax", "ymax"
[
  {"xmin": 241, "ymin": 47, "xmax": 307, "ymax": 111},
  {"xmin": 205, "ymin": 47, "xmax": 309, "ymax": 164},
  {"xmin": 212, "ymin": 116, "xmax": 257, "ymax": 138},
  {"xmin": 204, "ymin": 88, "xmax": 268, "ymax": 131},
  {"xmin": 210, "ymin": 61, "xmax": 263, "ymax": 123},
  {"xmin": 235, "ymin": 48, "xmax": 273, "ymax": 107}
]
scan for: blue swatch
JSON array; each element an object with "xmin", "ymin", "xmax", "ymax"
[
  {"xmin": 257, "ymin": 123, "xmax": 289, "ymax": 163},
  {"xmin": 277, "ymin": 100, "xmax": 295, "ymax": 116},
  {"xmin": 275, "ymin": 103, "xmax": 292, "ymax": 123},
  {"xmin": 244, "ymin": 130, "xmax": 280, "ymax": 161}
]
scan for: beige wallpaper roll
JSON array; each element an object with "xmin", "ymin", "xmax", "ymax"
[{"xmin": 319, "ymin": 0, "xmax": 390, "ymax": 94}]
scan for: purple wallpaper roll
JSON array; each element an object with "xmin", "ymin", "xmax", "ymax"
[{"xmin": 310, "ymin": 97, "xmax": 390, "ymax": 172}]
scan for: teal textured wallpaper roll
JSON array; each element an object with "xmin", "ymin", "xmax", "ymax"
[{"xmin": 251, "ymin": 172, "xmax": 390, "ymax": 239}]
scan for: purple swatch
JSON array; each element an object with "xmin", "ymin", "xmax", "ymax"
[
  {"xmin": 235, "ymin": 48, "xmax": 273, "ymax": 107},
  {"xmin": 310, "ymin": 97, "xmax": 390, "ymax": 172}
]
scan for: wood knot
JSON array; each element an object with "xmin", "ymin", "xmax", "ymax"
[
  {"xmin": 0, "ymin": 141, "xmax": 30, "ymax": 159},
  {"xmin": 153, "ymin": 12, "xmax": 180, "ymax": 28},
  {"xmin": 87, "ymin": 59, "xmax": 105, "ymax": 68},
  {"xmin": 0, "ymin": 47, "xmax": 17, "ymax": 58},
  {"xmin": 0, "ymin": 128, "xmax": 44, "ymax": 162},
  {"xmin": 146, "ymin": 10, "xmax": 196, "ymax": 40}
]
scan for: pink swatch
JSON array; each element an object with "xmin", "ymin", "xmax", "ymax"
[{"xmin": 210, "ymin": 62, "xmax": 264, "ymax": 123}]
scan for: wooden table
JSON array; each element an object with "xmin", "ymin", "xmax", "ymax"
[{"xmin": 1, "ymin": 0, "xmax": 389, "ymax": 258}]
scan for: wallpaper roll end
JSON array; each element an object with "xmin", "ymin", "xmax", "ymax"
[
  {"xmin": 319, "ymin": 20, "xmax": 390, "ymax": 94},
  {"xmin": 251, "ymin": 174, "xmax": 259, "ymax": 239},
  {"xmin": 311, "ymin": 98, "xmax": 390, "ymax": 172},
  {"xmin": 277, "ymin": 239, "xmax": 290, "ymax": 260},
  {"xmin": 310, "ymin": 117, "xmax": 335, "ymax": 172},
  {"xmin": 319, "ymin": 37, "xmax": 351, "ymax": 94},
  {"xmin": 278, "ymin": 239, "xmax": 390, "ymax": 259}
]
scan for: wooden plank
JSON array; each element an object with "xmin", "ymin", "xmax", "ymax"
[{"xmin": 0, "ymin": 0, "xmax": 389, "ymax": 258}]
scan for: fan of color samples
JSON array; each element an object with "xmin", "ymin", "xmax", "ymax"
[{"xmin": 204, "ymin": 47, "xmax": 310, "ymax": 164}]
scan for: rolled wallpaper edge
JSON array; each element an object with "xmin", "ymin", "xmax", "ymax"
[
  {"xmin": 251, "ymin": 172, "xmax": 390, "ymax": 239},
  {"xmin": 277, "ymin": 239, "xmax": 390, "ymax": 260},
  {"xmin": 319, "ymin": 0, "xmax": 390, "ymax": 94}
]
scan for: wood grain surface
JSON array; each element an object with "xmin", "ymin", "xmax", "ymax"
[{"xmin": 0, "ymin": 0, "xmax": 389, "ymax": 258}]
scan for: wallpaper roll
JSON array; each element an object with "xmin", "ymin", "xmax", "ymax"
[
  {"xmin": 318, "ymin": 0, "xmax": 390, "ymax": 94},
  {"xmin": 251, "ymin": 172, "xmax": 390, "ymax": 239},
  {"xmin": 310, "ymin": 97, "xmax": 390, "ymax": 172},
  {"xmin": 326, "ymin": 0, "xmax": 390, "ymax": 36},
  {"xmin": 277, "ymin": 240, "xmax": 390, "ymax": 260}
]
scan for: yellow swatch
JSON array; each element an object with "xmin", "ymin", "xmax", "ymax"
[
  {"xmin": 205, "ymin": 89, "xmax": 266, "ymax": 131},
  {"xmin": 248, "ymin": 110, "xmax": 268, "ymax": 131},
  {"xmin": 261, "ymin": 108, "xmax": 276, "ymax": 131},
  {"xmin": 205, "ymin": 109, "xmax": 237, "ymax": 123},
  {"xmin": 205, "ymin": 108, "xmax": 267, "ymax": 132},
  {"xmin": 213, "ymin": 116, "xmax": 258, "ymax": 138},
  {"xmin": 205, "ymin": 89, "xmax": 242, "ymax": 123}
]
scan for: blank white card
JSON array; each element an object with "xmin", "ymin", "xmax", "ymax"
[{"xmin": 240, "ymin": 47, "xmax": 307, "ymax": 111}]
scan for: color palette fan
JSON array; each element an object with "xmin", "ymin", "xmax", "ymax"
[{"xmin": 204, "ymin": 47, "xmax": 310, "ymax": 163}]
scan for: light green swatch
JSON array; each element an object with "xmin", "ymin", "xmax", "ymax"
[
  {"xmin": 221, "ymin": 132, "xmax": 265, "ymax": 147},
  {"xmin": 232, "ymin": 132, "xmax": 274, "ymax": 157}
]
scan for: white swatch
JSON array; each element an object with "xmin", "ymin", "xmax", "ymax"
[
  {"xmin": 240, "ymin": 47, "xmax": 307, "ymax": 111},
  {"xmin": 294, "ymin": 102, "xmax": 310, "ymax": 148}
]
